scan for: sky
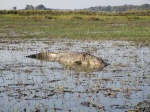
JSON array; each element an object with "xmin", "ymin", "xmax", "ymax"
[{"xmin": 0, "ymin": 0, "xmax": 150, "ymax": 10}]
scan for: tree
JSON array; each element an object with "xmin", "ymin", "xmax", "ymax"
[
  {"xmin": 105, "ymin": 6, "xmax": 111, "ymax": 11},
  {"xmin": 25, "ymin": 5, "xmax": 34, "ymax": 10},
  {"xmin": 86, "ymin": 4, "xmax": 150, "ymax": 12},
  {"xmin": 35, "ymin": 4, "xmax": 47, "ymax": 10},
  {"xmin": 140, "ymin": 4, "xmax": 150, "ymax": 10}
]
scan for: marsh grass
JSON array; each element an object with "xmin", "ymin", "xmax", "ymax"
[{"xmin": 0, "ymin": 10, "xmax": 150, "ymax": 45}]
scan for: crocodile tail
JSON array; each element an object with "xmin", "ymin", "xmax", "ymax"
[
  {"xmin": 26, "ymin": 52, "xmax": 60, "ymax": 61},
  {"xmin": 26, "ymin": 54, "xmax": 37, "ymax": 58},
  {"xmin": 26, "ymin": 52, "xmax": 49, "ymax": 59}
]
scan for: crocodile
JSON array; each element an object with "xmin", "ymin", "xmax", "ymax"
[{"xmin": 26, "ymin": 52, "xmax": 107, "ymax": 68}]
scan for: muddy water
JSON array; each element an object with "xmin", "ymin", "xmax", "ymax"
[{"xmin": 0, "ymin": 38, "xmax": 150, "ymax": 112}]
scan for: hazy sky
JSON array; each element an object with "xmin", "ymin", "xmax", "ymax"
[{"xmin": 0, "ymin": 0, "xmax": 150, "ymax": 10}]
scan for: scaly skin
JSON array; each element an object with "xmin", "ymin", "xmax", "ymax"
[{"xmin": 26, "ymin": 52, "xmax": 106, "ymax": 68}]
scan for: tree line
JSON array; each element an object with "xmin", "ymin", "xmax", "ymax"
[
  {"xmin": 19, "ymin": 4, "xmax": 150, "ymax": 12},
  {"xmin": 86, "ymin": 4, "xmax": 150, "ymax": 12},
  {"xmin": 24, "ymin": 4, "xmax": 52, "ymax": 10}
]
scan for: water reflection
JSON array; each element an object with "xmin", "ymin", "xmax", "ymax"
[{"xmin": 61, "ymin": 63, "xmax": 104, "ymax": 72}]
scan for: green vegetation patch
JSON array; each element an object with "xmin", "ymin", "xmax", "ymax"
[{"xmin": 0, "ymin": 10, "xmax": 150, "ymax": 46}]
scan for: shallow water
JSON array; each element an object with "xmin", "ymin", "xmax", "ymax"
[{"xmin": 0, "ymin": 38, "xmax": 150, "ymax": 112}]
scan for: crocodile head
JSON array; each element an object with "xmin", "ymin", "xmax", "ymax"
[{"xmin": 86, "ymin": 55, "xmax": 106, "ymax": 68}]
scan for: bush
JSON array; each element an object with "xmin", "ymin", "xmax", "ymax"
[
  {"xmin": 88, "ymin": 16, "xmax": 100, "ymax": 21},
  {"xmin": 71, "ymin": 16, "xmax": 83, "ymax": 20}
]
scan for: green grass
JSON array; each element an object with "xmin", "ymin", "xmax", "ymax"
[{"xmin": 0, "ymin": 10, "xmax": 150, "ymax": 46}]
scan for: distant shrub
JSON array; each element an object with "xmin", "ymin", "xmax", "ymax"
[
  {"xmin": 45, "ymin": 16, "xmax": 56, "ymax": 19},
  {"xmin": 0, "ymin": 10, "xmax": 150, "ymax": 16},
  {"xmin": 88, "ymin": 16, "xmax": 100, "ymax": 21},
  {"xmin": 126, "ymin": 16, "xmax": 140, "ymax": 20},
  {"xmin": 71, "ymin": 16, "xmax": 83, "ymax": 20}
]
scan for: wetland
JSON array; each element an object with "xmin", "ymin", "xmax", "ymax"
[
  {"xmin": 0, "ymin": 38, "xmax": 150, "ymax": 112},
  {"xmin": 0, "ymin": 10, "xmax": 150, "ymax": 111}
]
